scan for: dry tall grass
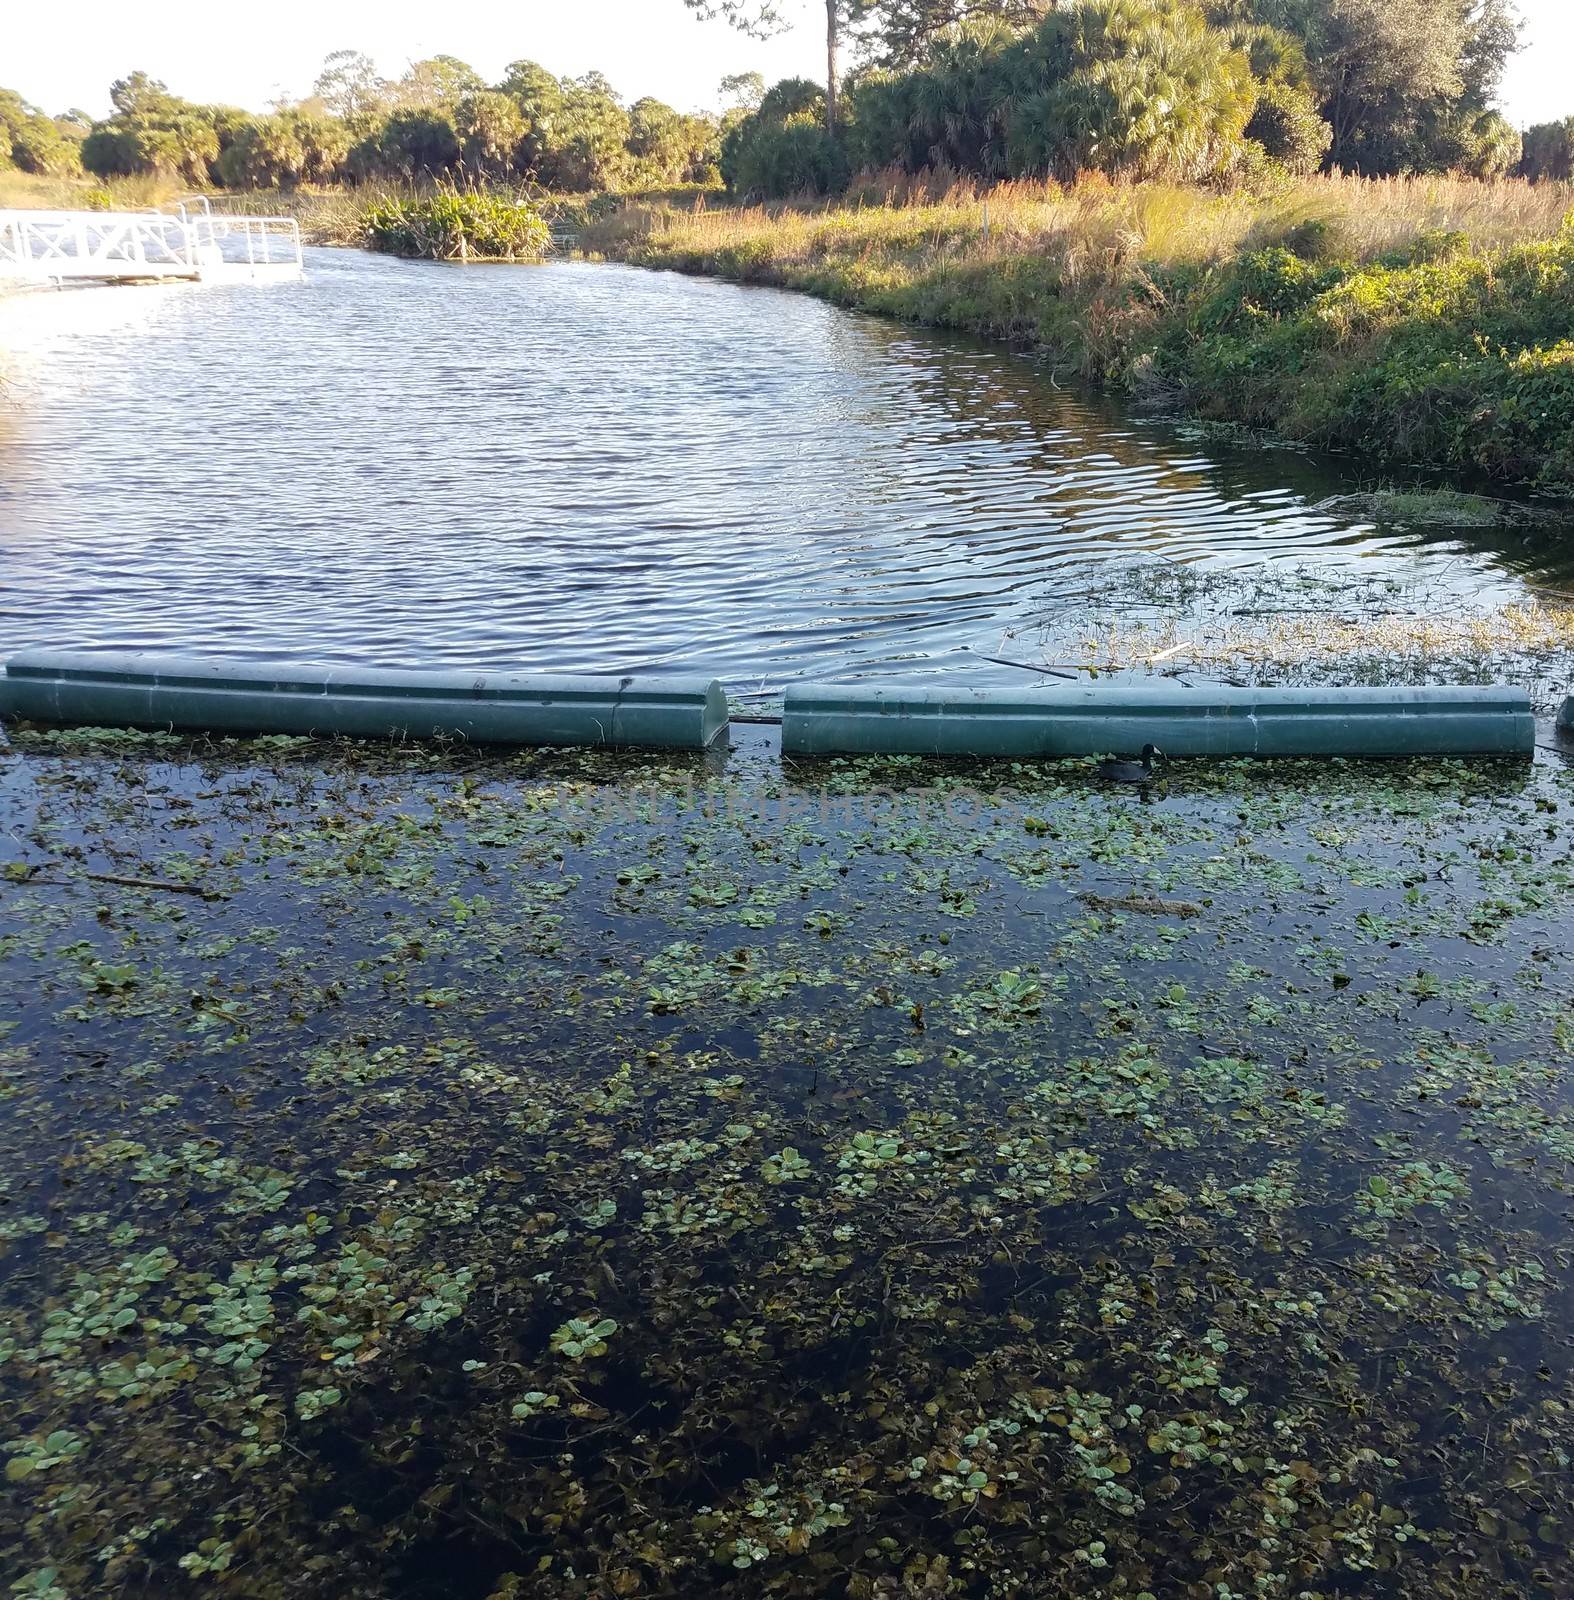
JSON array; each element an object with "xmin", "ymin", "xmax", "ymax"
[
  {"xmin": 0, "ymin": 169, "xmax": 190, "ymax": 212},
  {"xmin": 589, "ymin": 170, "xmax": 1574, "ymax": 280}
]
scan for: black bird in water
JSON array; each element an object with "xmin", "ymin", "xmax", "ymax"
[{"xmin": 1098, "ymin": 743, "xmax": 1165, "ymax": 783}]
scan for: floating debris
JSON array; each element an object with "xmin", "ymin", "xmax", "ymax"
[{"xmin": 1027, "ymin": 561, "xmax": 1574, "ymax": 716}]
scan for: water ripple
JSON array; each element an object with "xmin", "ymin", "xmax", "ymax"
[{"xmin": 0, "ymin": 252, "xmax": 1564, "ymax": 688}]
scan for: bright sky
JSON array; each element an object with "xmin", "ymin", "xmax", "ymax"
[{"xmin": 6, "ymin": 0, "xmax": 1572, "ymax": 126}]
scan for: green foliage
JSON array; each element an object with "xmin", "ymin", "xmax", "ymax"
[
  {"xmin": 536, "ymin": 73, "xmax": 633, "ymax": 191},
  {"xmin": 79, "ymin": 73, "xmax": 225, "ymax": 186},
  {"xmin": 1250, "ymin": 0, "xmax": 1520, "ymax": 175},
  {"xmin": 848, "ymin": 24, "xmax": 1017, "ymax": 177},
  {"xmin": 213, "ymin": 112, "xmax": 348, "ymax": 189},
  {"xmin": 730, "ymin": 113, "xmax": 850, "ymax": 199},
  {"xmin": 721, "ymin": 78, "xmax": 850, "ymax": 198},
  {"xmin": 1520, "ymin": 118, "xmax": 1574, "ymax": 185},
  {"xmin": 455, "ymin": 91, "xmax": 526, "ymax": 180},
  {"xmin": 356, "ymin": 110, "xmax": 461, "ymax": 181},
  {"xmin": 1447, "ymin": 110, "xmax": 1522, "ymax": 182},
  {"xmin": 311, "ymin": 50, "xmax": 389, "ymax": 134},
  {"xmin": 31, "ymin": 52, "xmax": 719, "ymax": 195},
  {"xmin": 81, "ymin": 120, "xmax": 218, "ymax": 186},
  {"xmin": 74, "ymin": 72, "xmax": 251, "ymax": 186},
  {"xmin": 756, "ymin": 77, "xmax": 826, "ymax": 126},
  {"xmin": 1159, "ymin": 222, "xmax": 1574, "ymax": 485},
  {"xmin": 1244, "ymin": 80, "xmax": 1330, "ymax": 175},
  {"xmin": 1190, "ymin": 245, "xmax": 1346, "ymax": 331},
  {"xmin": 845, "ymin": 2, "xmax": 1325, "ymax": 186},
  {"xmin": 361, "ymin": 191, "xmax": 550, "ymax": 261},
  {"xmin": 549, "ymin": 1315, "xmax": 618, "ymax": 1361},
  {"xmin": 718, "ymin": 70, "xmax": 766, "ymax": 110},
  {"xmin": 394, "ymin": 56, "xmax": 485, "ymax": 114},
  {"xmin": 627, "ymin": 97, "xmax": 721, "ymax": 186},
  {"xmin": 0, "ymin": 88, "xmax": 83, "ymax": 176},
  {"xmin": 1014, "ymin": 1, "xmax": 1260, "ymax": 182}
]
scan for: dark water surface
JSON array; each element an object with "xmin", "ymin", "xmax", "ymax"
[
  {"xmin": 3, "ymin": 252, "xmax": 1570, "ymax": 688},
  {"xmin": 1, "ymin": 728, "xmax": 1572, "ymax": 1597}
]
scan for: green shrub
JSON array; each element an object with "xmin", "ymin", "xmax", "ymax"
[
  {"xmin": 1156, "ymin": 225, "xmax": 1574, "ymax": 484},
  {"xmin": 729, "ymin": 114, "xmax": 848, "ymax": 200},
  {"xmin": 1379, "ymin": 228, "xmax": 1471, "ymax": 268},
  {"xmin": 1520, "ymin": 118, "xmax": 1574, "ymax": 184},
  {"xmin": 354, "ymin": 111, "xmax": 461, "ymax": 182},
  {"xmin": 214, "ymin": 112, "xmax": 348, "ymax": 190},
  {"xmin": 0, "ymin": 89, "xmax": 82, "ymax": 177},
  {"xmin": 1244, "ymin": 82, "xmax": 1331, "ymax": 177},
  {"xmin": 1186, "ymin": 247, "xmax": 1347, "ymax": 337},
  {"xmin": 844, "ymin": 3, "xmax": 1323, "ymax": 187},
  {"xmin": 361, "ymin": 192, "xmax": 550, "ymax": 261},
  {"xmin": 718, "ymin": 78, "xmax": 846, "ymax": 200}
]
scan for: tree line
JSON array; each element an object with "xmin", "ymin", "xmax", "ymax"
[
  {"xmin": 2, "ymin": 0, "xmax": 1572, "ymax": 198},
  {"xmin": 713, "ymin": 0, "xmax": 1534, "ymax": 194},
  {"xmin": 0, "ymin": 55, "xmax": 730, "ymax": 192}
]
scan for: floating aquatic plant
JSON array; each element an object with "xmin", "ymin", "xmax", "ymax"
[{"xmin": 0, "ymin": 725, "xmax": 1570, "ymax": 1597}]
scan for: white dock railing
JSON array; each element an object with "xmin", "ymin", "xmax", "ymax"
[{"xmin": 0, "ymin": 200, "xmax": 303, "ymax": 286}]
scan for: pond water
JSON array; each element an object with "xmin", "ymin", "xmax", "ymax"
[
  {"xmin": 4, "ymin": 249, "xmax": 1574, "ymax": 1600},
  {"xmin": 2, "ymin": 251, "xmax": 1571, "ymax": 691},
  {"xmin": 2, "ymin": 729, "xmax": 1572, "ymax": 1597}
]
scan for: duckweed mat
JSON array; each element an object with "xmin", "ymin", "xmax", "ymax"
[{"xmin": 2, "ymin": 726, "xmax": 1573, "ymax": 1599}]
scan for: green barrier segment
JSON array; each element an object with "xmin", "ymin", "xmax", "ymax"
[
  {"xmin": 0, "ymin": 650, "xmax": 728, "ymax": 750},
  {"xmin": 1560, "ymin": 697, "xmax": 1574, "ymax": 734},
  {"xmin": 782, "ymin": 682, "xmax": 1535, "ymax": 758}
]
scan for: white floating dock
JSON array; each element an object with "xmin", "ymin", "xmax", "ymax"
[{"xmin": 0, "ymin": 200, "xmax": 302, "ymax": 287}]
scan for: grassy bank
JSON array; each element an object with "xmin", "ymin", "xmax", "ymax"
[
  {"xmin": 587, "ymin": 174, "xmax": 1574, "ymax": 488},
  {"xmin": 0, "ymin": 168, "xmax": 189, "ymax": 212}
]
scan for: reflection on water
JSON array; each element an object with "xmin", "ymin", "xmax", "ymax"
[{"xmin": 2, "ymin": 252, "xmax": 1571, "ymax": 689}]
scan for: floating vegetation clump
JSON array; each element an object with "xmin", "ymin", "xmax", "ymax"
[
  {"xmin": 1311, "ymin": 489, "xmax": 1568, "ymax": 532},
  {"xmin": 362, "ymin": 192, "xmax": 550, "ymax": 262},
  {"xmin": 1026, "ymin": 561, "xmax": 1574, "ymax": 714},
  {"xmin": 1, "ymin": 726, "xmax": 1572, "ymax": 1597}
]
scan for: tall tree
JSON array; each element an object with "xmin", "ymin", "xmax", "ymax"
[
  {"xmin": 496, "ymin": 60, "xmax": 564, "ymax": 178},
  {"xmin": 718, "ymin": 70, "xmax": 767, "ymax": 109},
  {"xmin": 1252, "ymin": 0, "xmax": 1520, "ymax": 171},
  {"xmin": 108, "ymin": 71, "xmax": 180, "ymax": 119},
  {"xmin": 82, "ymin": 73, "xmax": 227, "ymax": 185},
  {"xmin": 0, "ymin": 87, "xmax": 83, "ymax": 175},
  {"xmin": 311, "ymin": 50, "xmax": 388, "ymax": 132},
  {"xmin": 1521, "ymin": 117, "xmax": 1574, "ymax": 183},
  {"xmin": 455, "ymin": 91, "xmax": 527, "ymax": 177},
  {"xmin": 396, "ymin": 56, "xmax": 487, "ymax": 112},
  {"xmin": 864, "ymin": 0, "xmax": 1051, "ymax": 68},
  {"xmin": 684, "ymin": 0, "xmax": 874, "ymax": 130}
]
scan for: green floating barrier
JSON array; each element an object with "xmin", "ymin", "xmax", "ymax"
[
  {"xmin": 0, "ymin": 650, "xmax": 728, "ymax": 750},
  {"xmin": 782, "ymin": 682, "xmax": 1534, "ymax": 758},
  {"xmin": 1559, "ymin": 696, "xmax": 1574, "ymax": 734}
]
